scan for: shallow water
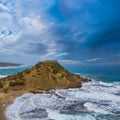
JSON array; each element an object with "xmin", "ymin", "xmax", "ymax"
[{"xmin": 6, "ymin": 81, "xmax": 120, "ymax": 120}]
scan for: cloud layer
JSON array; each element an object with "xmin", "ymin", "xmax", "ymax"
[{"xmin": 0, "ymin": 0, "xmax": 120, "ymax": 64}]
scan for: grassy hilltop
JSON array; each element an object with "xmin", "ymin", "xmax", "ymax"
[{"xmin": 0, "ymin": 60, "xmax": 86, "ymax": 93}]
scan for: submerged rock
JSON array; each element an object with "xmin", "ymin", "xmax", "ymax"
[{"xmin": 0, "ymin": 60, "xmax": 85, "ymax": 92}]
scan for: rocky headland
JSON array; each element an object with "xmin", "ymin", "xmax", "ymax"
[
  {"xmin": 0, "ymin": 60, "xmax": 88, "ymax": 93},
  {"xmin": 0, "ymin": 60, "xmax": 89, "ymax": 120}
]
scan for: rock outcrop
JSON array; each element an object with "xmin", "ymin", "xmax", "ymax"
[{"xmin": 0, "ymin": 60, "xmax": 85, "ymax": 92}]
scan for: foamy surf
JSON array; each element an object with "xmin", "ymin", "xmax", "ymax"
[
  {"xmin": 0, "ymin": 75, "xmax": 7, "ymax": 78},
  {"xmin": 6, "ymin": 80, "xmax": 120, "ymax": 120}
]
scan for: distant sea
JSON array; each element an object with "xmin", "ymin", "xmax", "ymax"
[
  {"xmin": 1, "ymin": 64, "xmax": 120, "ymax": 120},
  {"xmin": 64, "ymin": 64, "xmax": 120, "ymax": 83},
  {"xmin": 0, "ymin": 65, "xmax": 31, "ymax": 78}
]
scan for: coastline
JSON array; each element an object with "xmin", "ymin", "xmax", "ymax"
[
  {"xmin": 0, "ymin": 79, "xmax": 108, "ymax": 119},
  {"xmin": 1, "ymin": 78, "xmax": 120, "ymax": 120},
  {"xmin": 0, "ymin": 77, "xmax": 89, "ymax": 120},
  {"xmin": 0, "ymin": 60, "xmax": 87, "ymax": 120},
  {"xmin": 4, "ymin": 80, "xmax": 120, "ymax": 120},
  {"xmin": 0, "ymin": 62, "xmax": 119, "ymax": 120}
]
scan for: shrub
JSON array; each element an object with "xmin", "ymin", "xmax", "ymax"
[
  {"xmin": 10, "ymin": 81, "xmax": 24, "ymax": 86},
  {"xmin": 3, "ymin": 82, "xmax": 10, "ymax": 93}
]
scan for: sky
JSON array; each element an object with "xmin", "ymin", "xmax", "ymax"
[{"xmin": 0, "ymin": 0, "xmax": 120, "ymax": 65}]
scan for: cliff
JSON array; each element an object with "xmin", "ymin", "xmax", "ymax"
[{"xmin": 0, "ymin": 60, "xmax": 86, "ymax": 92}]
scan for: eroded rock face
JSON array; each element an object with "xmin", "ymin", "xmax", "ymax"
[{"xmin": 0, "ymin": 60, "xmax": 84, "ymax": 91}]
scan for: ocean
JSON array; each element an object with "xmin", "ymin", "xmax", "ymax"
[
  {"xmin": 64, "ymin": 64, "xmax": 120, "ymax": 83},
  {"xmin": 0, "ymin": 65, "xmax": 32, "ymax": 78},
  {"xmin": 0, "ymin": 64, "xmax": 120, "ymax": 120}
]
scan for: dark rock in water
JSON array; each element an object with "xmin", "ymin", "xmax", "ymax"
[
  {"xmin": 82, "ymin": 77, "xmax": 92, "ymax": 82},
  {"xmin": 60, "ymin": 102, "xmax": 91, "ymax": 114},
  {"xmin": 0, "ymin": 60, "xmax": 85, "ymax": 92},
  {"xmin": 20, "ymin": 108, "xmax": 48, "ymax": 119}
]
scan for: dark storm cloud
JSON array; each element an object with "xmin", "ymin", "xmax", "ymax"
[
  {"xmin": 24, "ymin": 43, "xmax": 47, "ymax": 55},
  {"xmin": 47, "ymin": 0, "xmax": 120, "ymax": 63}
]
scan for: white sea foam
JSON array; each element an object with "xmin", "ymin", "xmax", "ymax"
[
  {"xmin": 99, "ymin": 81, "xmax": 113, "ymax": 87},
  {"xmin": 84, "ymin": 102, "xmax": 110, "ymax": 114},
  {"xmin": 0, "ymin": 75, "xmax": 7, "ymax": 78},
  {"xmin": 6, "ymin": 81, "xmax": 120, "ymax": 120}
]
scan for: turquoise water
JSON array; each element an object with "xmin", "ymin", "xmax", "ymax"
[
  {"xmin": 0, "ymin": 66, "xmax": 32, "ymax": 77},
  {"xmin": 64, "ymin": 64, "xmax": 120, "ymax": 82}
]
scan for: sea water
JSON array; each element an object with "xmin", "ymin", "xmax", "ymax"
[
  {"xmin": 0, "ymin": 65, "xmax": 32, "ymax": 78},
  {"xmin": 64, "ymin": 64, "xmax": 120, "ymax": 83},
  {"xmin": 0, "ymin": 64, "xmax": 120, "ymax": 120}
]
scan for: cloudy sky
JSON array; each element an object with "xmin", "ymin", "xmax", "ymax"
[{"xmin": 0, "ymin": 0, "xmax": 120, "ymax": 65}]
